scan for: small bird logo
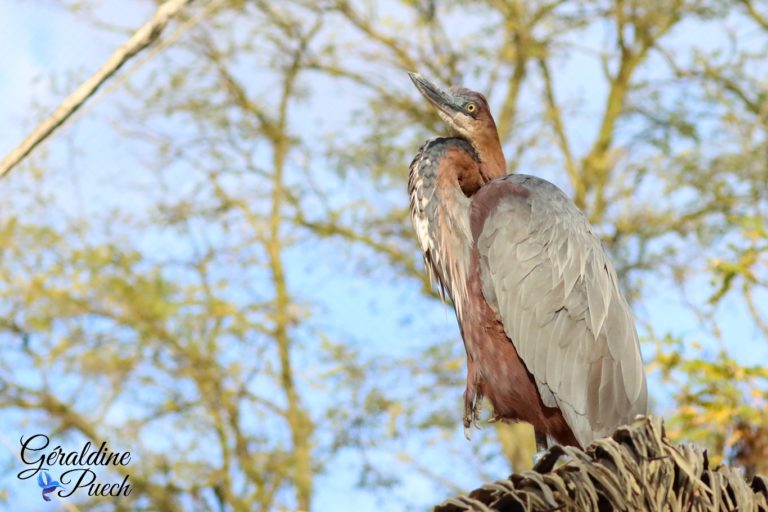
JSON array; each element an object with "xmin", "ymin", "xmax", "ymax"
[{"xmin": 36, "ymin": 471, "xmax": 65, "ymax": 501}]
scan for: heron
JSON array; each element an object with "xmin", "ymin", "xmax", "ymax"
[{"xmin": 407, "ymin": 73, "xmax": 647, "ymax": 450}]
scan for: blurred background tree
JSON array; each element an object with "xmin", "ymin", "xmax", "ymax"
[{"xmin": 0, "ymin": 0, "xmax": 766, "ymax": 509}]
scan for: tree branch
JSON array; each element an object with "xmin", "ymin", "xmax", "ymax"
[
  {"xmin": 0, "ymin": 0, "xmax": 197, "ymax": 179},
  {"xmin": 537, "ymin": 56, "xmax": 584, "ymax": 203},
  {"xmin": 434, "ymin": 416, "xmax": 768, "ymax": 511},
  {"xmin": 741, "ymin": 0, "xmax": 768, "ymax": 30}
]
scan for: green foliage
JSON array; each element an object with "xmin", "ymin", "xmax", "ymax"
[{"xmin": 2, "ymin": 0, "xmax": 768, "ymax": 509}]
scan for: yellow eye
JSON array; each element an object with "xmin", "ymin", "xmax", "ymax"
[{"xmin": 466, "ymin": 103, "xmax": 476, "ymax": 113}]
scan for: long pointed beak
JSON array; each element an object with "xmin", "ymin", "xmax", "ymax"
[{"xmin": 408, "ymin": 72, "xmax": 461, "ymax": 116}]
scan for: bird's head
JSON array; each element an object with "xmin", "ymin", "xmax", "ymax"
[
  {"xmin": 409, "ymin": 72, "xmax": 505, "ymax": 177},
  {"xmin": 408, "ymin": 73, "xmax": 495, "ymax": 140}
]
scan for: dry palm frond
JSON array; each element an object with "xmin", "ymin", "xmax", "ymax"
[{"xmin": 435, "ymin": 416, "xmax": 768, "ymax": 512}]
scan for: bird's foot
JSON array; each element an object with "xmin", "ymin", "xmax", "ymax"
[
  {"xmin": 462, "ymin": 408, "xmax": 477, "ymax": 440},
  {"xmin": 463, "ymin": 387, "xmax": 480, "ymax": 440}
]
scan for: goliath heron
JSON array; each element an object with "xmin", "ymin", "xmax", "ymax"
[{"xmin": 407, "ymin": 73, "xmax": 647, "ymax": 450}]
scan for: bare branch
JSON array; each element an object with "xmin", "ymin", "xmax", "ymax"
[
  {"xmin": 0, "ymin": 0, "xmax": 197, "ymax": 179},
  {"xmin": 741, "ymin": 0, "xmax": 768, "ymax": 30},
  {"xmin": 537, "ymin": 57, "xmax": 583, "ymax": 201},
  {"xmin": 434, "ymin": 416, "xmax": 768, "ymax": 511}
]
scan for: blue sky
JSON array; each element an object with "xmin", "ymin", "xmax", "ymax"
[{"xmin": 1, "ymin": 1, "xmax": 766, "ymax": 511}]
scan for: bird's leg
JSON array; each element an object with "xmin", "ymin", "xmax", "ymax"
[
  {"xmin": 535, "ymin": 429, "xmax": 549, "ymax": 452},
  {"xmin": 533, "ymin": 429, "xmax": 549, "ymax": 464}
]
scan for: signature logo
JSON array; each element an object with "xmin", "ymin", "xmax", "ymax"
[
  {"xmin": 18, "ymin": 434, "xmax": 132, "ymax": 501},
  {"xmin": 36, "ymin": 471, "xmax": 66, "ymax": 502}
]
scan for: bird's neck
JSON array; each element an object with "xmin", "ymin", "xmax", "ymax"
[{"xmin": 471, "ymin": 131, "xmax": 506, "ymax": 180}]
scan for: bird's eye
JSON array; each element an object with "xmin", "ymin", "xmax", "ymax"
[{"xmin": 466, "ymin": 103, "xmax": 477, "ymax": 113}]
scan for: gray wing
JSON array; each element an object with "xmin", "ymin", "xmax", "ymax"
[{"xmin": 471, "ymin": 175, "xmax": 647, "ymax": 447}]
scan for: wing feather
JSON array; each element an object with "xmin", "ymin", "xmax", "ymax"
[{"xmin": 472, "ymin": 175, "xmax": 648, "ymax": 446}]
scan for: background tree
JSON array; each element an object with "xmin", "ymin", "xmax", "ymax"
[{"xmin": 0, "ymin": 0, "xmax": 766, "ymax": 509}]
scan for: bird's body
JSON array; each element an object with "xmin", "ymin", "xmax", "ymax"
[{"xmin": 407, "ymin": 74, "xmax": 647, "ymax": 448}]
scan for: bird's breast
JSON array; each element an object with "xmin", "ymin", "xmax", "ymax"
[{"xmin": 408, "ymin": 138, "xmax": 477, "ymax": 304}]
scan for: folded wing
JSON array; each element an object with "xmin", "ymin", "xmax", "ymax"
[{"xmin": 470, "ymin": 175, "xmax": 648, "ymax": 447}]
